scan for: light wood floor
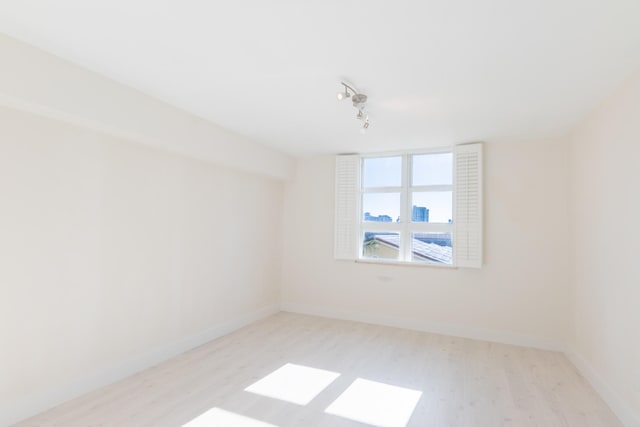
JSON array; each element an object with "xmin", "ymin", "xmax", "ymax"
[{"xmin": 15, "ymin": 312, "xmax": 621, "ymax": 427}]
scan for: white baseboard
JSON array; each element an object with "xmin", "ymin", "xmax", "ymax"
[
  {"xmin": 566, "ymin": 350, "xmax": 640, "ymax": 427},
  {"xmin": 3, "ymin": 304, "xmax": 279, "ymax": 427},
  {"xmin": 280, "ymin": 302, "xmax": 564, "ymax": 352}
]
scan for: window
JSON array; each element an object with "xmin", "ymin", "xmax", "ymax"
[
  {"xmin": 360, "ymin": 151, "xmax": 453, "ymax": 265},
  {"xmin": 335, "ymin": 144, "xmax": 482, "ymax": 268}
]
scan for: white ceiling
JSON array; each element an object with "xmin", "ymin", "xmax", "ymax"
[{"xmin": 1, "ymin": 0, "xmax": 639, "ymax": 156}]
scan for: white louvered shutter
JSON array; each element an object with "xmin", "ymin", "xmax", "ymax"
[
  {"xmin": 334, "ymin": 155, "xmax": 360, "ymax": 260},
  {"xmin": 454, "ymin": 143, "xmax": 483, "ymax": 268}
]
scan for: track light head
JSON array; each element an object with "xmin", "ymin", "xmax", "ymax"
[
  {"xmin": 337, "ymin": 81, "xmax": 371, "ymax": 132},
  {"xmin": 336, "ymin": 83, "xmax": 351, "ymax": 101},
  {"xmin": 336, "ymin": 90, "xmax": 350, "ymax": 101}
]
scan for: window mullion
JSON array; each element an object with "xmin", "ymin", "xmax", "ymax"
[
  {"xmin": 401, "ymin": 154, "xmax": 411, "ymax": 261},
  {"xmin": 361, "ymin": 187, "xmax": 403, "ymax": 194},
  {"xmin": 411, "ymin": 184, "xmax": 453, "ymax": 192}
]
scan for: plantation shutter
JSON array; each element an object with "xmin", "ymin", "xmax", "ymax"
[
  {"xmin": 334, "ymin": 155, "xmax": 360, "ymax": 260},
  {"xmin": 454, "ymin": 143, "xmax": 483, "ymax": 268}
]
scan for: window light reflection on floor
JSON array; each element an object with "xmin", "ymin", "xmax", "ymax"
[
  {"xmin": 325, "ymin": 378, "xmax": 422, "ymax": 427},
  {"xmin": 181, "ymin": 407, "xmax": 278, "ymax": 427},
  {"xmin": 244, "ymin": 363, "xmax": 340, "ymax": 405}
]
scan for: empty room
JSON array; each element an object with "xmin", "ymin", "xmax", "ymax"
[{"xmin": 1, "ymin": 1, "xmax": 639, "ymax": 426}]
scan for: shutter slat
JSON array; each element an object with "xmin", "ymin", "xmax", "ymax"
[
  {"xmin": 334, "ymin": 155, "xmax": 360, "ymax": 260},
  {"xmin": 454, "ymin": 143, "xmax": 483, "ymax": 268}
]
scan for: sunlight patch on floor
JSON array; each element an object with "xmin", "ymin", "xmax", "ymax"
[
  {"xmin": 245, "ymin": 363, "xmax": 340, "ymax": 405},
  {"xmin": 325, "ymin": 378, "xmax": 422, "ymax": 427},
  {"xmin": 182, "ymin": 407, "xmax": 277, "ymax": 427}
]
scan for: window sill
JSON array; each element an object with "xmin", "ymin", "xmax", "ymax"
[{"xmin": 353, "ymin": 258, "xmax": 457, "ymax": 269}]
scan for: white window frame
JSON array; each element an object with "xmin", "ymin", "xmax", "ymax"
[
  {"xmin": 359, "ymin": 149, "xmax": 453, "ymax": 264},
  {"xmin": 335, "ymin": 143, "xmax": 482, "ymax": 268}
]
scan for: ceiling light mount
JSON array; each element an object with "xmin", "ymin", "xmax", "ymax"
[
  {"xmin": 337, "ymin": 81, "xmax": 371, "ymax": 132},
  {"xmin": 351, "ymin": 93, "xmax": 367, "ymax": 107}
]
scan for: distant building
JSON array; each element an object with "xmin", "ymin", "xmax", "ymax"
[
  {"xmin": 363, "ymin": 233, "xmax": 452, "ymax": 265},
  {"xmin": 364, "ymin": 212, "xmax": 393, "ymax": 222},
  {"xmin": 414, "ymin": 232, "xmax": 452, "ymax": 247},
  {"xmin": 412, "ymin": 205, "xmax": 429, "ymax": 222}
]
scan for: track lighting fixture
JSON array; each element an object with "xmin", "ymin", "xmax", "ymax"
[
  {"xmin": 337, "ymin": 81, "xmax": 371, "ymax": 131},
  {"xmin": 360, "ymin": 119, "xmax": 370, "ymax": 134},
  {"xmin": 336, "ymin": 85, "xmax": 350, "ymax": 101}
]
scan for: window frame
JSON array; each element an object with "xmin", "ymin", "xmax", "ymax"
[
  {"xmin": 359, "ymin": 148, "xmax": 454, "ymax": 266},
  {"xmin": 334, "ymin": 143, "xmax": 482, "ymax": 268}
]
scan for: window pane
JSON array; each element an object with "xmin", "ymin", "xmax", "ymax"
[
  {"xmin": 363, "ymin": 156, "xmax": 402, "ymax": 188},
  {"xmin": 411, "ymin": 191, "xmax": 452, "ymax": 223},
  {"xmin": 363, "ymin": 232, "xmax": 400, "ymax": 260},
  {"xmin": 412, "ymin": 153, "xmax": 452, "ymax": 186},
  {"xmin": 411, "ymin": 232, "xmax": 452, "ymax": 265},
  {"xmin": 363, "ymin": 193, "xmax": 400, "ymax": 222}
]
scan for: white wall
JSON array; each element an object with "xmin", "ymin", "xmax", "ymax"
[
  {"xmin": 0, "ymin": 34, "xmax": 294, "ymax": 181},
  {"xmin": 568, "ymin": 72, "xmax": 640, "ymax": 426},
  {"xmin": 281, "ymin": 140, "xmax": 571, "ymax": 350},
  {"xmin": 0, "ymin": 107, "xmax": 284, "ymax": 426}
]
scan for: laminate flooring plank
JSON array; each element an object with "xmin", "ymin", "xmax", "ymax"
[{"xmin": 13, "ymin": 313, "xmax": 622, "ymax": 427}]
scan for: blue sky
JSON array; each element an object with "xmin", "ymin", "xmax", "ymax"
[{"xmin": 362, "ymin": 153, "xmax": 452, "ymax": 223}]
